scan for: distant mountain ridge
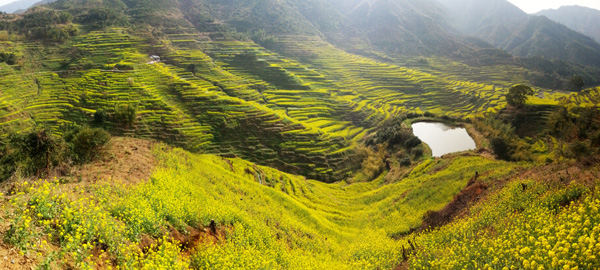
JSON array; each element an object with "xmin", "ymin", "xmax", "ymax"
[
  {"xmin": 536, "ymin": 5, "xmax": 600, "ymax": 42},
  {"xmin": 34, "ymin": 0, "xmax": 600, "ymax": 68},
  {"xmin": 0, "ymin": 0, "xmax": 41, "ymax": 13},
  {"xmin": 0, "ymin": 0, "xmax": 54, "ymax": 13},
  {"xmin": 438, "ymin": 0, "xmax": 600, "ymax": 67},
  {"xmin": 326, "ymin": 0, "xmax": 476, "ymax": 55},
  {"xmin": 437, "ymin": 0, "xmax": 528, "ymax": 35}
]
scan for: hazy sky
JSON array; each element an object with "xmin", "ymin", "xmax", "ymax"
[
  {"xmin": 506, "ymin": 0, "xmax": 600, "ymax": 13},
  {"xmin": 1, "ymin": 0, "xmax": 600, "ymax": 13}
]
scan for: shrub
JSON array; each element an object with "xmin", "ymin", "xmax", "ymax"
[
  {"xmin": 0, "ymin": 129, "xmax": 65, "ymax": 180},
  {"xmin": 356, "ymin": 145, "xmax": 386, "ymax": 181},
  {"xmin": 506, "ymin": 84, "xmax": 534, "ymax": 108},
  {"xmin": 568, "ymin": 140, "xmax": 590, "ymax": 161},
  {"xmin": 399, "ymin": 155, "xmax": 411, "ymax": 166},
  {"xmin": 0, "ymin": 52, "xmax": 16, "ymax": 65},
  {"xmin": 411, "ymin": 148, "xmax": 423, "ymax": 157},
  {"xmin": 405, "ymin": 136, "xmax": 421, "ymax": 149},
  {"xmin": 423, "ymin": 111, "xmax": 436, "ymax": 118},
  {"xmin": 94, "ymin": 109, "xmax": 107, "ymax": 125},
  {"xmin": 70, "ymin": 128, "xmax": 110, "ymax": 163},
  {"xmin": 491, "ymin": 136, "xmax": 511, "ymax": 160},
  {"xmin": 114, "ymin": 104, "xmax": 137, "ymax": 127},
  {"xmin": 406, "ymin": 113, "xmax": 422, "ymax": 119}
]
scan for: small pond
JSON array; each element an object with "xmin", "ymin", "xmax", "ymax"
[{"xmin": 411, "ymin": 122, "xmax": 477, "ymax": 157}]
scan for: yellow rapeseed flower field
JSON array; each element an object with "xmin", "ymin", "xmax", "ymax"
[{"xmin": 1, "ymin": 146, "xmax": 597, "ymax": 269}]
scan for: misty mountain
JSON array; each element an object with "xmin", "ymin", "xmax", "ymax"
[
  {"xmin": 498, "ymin": 16, "xmax": 600, "ymax": 67},
  {"xmin": 8, "ymin": 0, "xmax": 600, "ymax": 73},
  {"xmin": 439, "ymin": 0, "xmax": 600, "ymax": 67},
  {"xmin": 536, "ymin": 6, "xmax": 600, "ymax": 42},
  {"xmin": 0, "ymin": 0, "xmax": 43, "ymax": 13},
  {"xmin": 437, "ymin": 0, "xmax": 527, "ymax": 35},
  {"xmin": 0, "ymin": 0, "xmax": 56, "ymax": 13},
  {"xmin": 329, "ymin": 0, "xmax": 474, "ymax": 55}
]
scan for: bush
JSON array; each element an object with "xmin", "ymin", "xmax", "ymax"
[
  {"xmin": 0, "ymin": 127, "xmax": 111, "ymax": 181},
  {"xmin": 94, "ymin": 109, "xmax": 108, "ymax": 125},
  {"xmin": 406, "ymin": 113, "xmax": 422, "ymax": 119},
  {"xmin": 423, "ymin": 111, "xmax": 436, "ymax": 118},
  {"xmin": 114, "ymin": 104, "xmax": 137, "ymax": 127},
  {"xmin": 70, "ymin": 128, "xmax": 110, "ymax": 163},
  {"xmin": 399, "ymin": 155, "xmax": 411, "ymax": 166},
  {"xmin": 405, "ymin": 136, "xmax": 421, "ymax": 149},
  {"xmin": 506, "ymin": 84, "xmax": 534, "ymax": 108},
  {"xmin": 567, "ymin": 141, "xmax": 590, "ymax": 161},
  {"xmin": 77, "ymin": 8, "xmax": 128, "ymax": 29},
  {"xmin": 411, "ymin": 148, "xmax": 423, "ymax": 157},
  {"xmin": 0, "ymin": 52, "xmax": 16, "ymax": 65},
  {"xmin": 0, "ymin": 129, "xmax": 65, "ymax": 180},
  {"xmin": 491, "ymin": 136, "xmax": 511, "ymax": 160}
]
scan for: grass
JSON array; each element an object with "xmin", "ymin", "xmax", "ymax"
[
  {"xmin": 1, "ymin": 144, "xmax": 519, "ymax": 269},
  {"xmin": 3, "ymin": 140, "xmax": 598, "ymax": 269},
  {"xmin": 411, "ymin": 179, "xmax": 600, "ymax": 270}
]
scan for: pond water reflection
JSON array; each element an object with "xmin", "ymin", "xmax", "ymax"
[{"xmin": 411, "ymin": 122, "xmax": 476, "ymax": 157}]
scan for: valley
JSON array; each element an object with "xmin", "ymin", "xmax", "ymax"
[{"xmin": 0, "ymin": 0, "xmax": 599, "ymax": 269}]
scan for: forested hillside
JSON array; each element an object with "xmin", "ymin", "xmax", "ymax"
[
  {"xmin": 1, "ymin": 0, "xmax": 600, "ymax": 269},
  {"xmin": 537, "ymin": 5, "xmax": 600, "ymax": 42},
  {"xmin": 439, "ymin": 0, "xmax": 600, "ymax": 67}
]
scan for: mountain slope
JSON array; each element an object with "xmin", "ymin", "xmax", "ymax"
[
  {"xmin": 439, "ymin": 0, "xmax": 600, "ymax": 67},
  {"xmin": 536, "ymin": 5, "xmax": 600, "ymax": 42},
  {"xmin": 0, "ymin": 0, "xmax": 598, "ymax": 184},
  {"xmin": 319, "ymin": 0, "xmax": 483, "ymax": 55},
  {"xmin": 498, "ymin": 16, "xmax": 600, "ymax": 67},
  {"xmin": 0, "ymin": 0, "xmax": 44, "ymax": 13},
  {"xmin": 438, "ymin": 0, "xmax": 528, "ymax": 35}
]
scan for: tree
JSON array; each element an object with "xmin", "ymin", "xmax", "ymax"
[
  {"xmin": 94, "ymin": 109, "xmax": 107, "ymax": 125},
  {"xmin": 490, "ymin": 136, "xmax": 511, "ymax": 160},
  {"xmin": 506, "ymin": 84, "xmax": 534, "ymax": 108},
  {"xmin": 570, "ymin": 75, "xmax": 585, "ymax": 91},
  {"xmin": 70, "ymin": 128, "xmax": 111, "ymax": 163}
]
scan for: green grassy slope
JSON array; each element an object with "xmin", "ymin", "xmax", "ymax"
[
  {"xmin": 410, "ymin": 169, "xmax": 600, "ymax": 269},
  {"xmin": 3, "ymin": 141, "xmax": 599, "ymax": 270},
  {"xmin": 1, "ymin": 144, "xmax": 519, "ymax": 269}
]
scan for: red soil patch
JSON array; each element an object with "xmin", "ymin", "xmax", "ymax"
[
  {"xmin": 420, "ymin": 173, "xmax": 487, "ymax": 230},
  {"xmin": 139, "ymin": 221, "xmax": 228, "ymax": 257},
  {"xmin": 75, "ymin": 137, "xmax": 158, "ymax": 184},
  {"xmin": 0, "ymin": 244, "xmax": 35, "ymax": 270}
]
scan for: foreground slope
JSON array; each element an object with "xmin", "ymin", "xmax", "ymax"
[
  {"xmin": 411, "ymin": 165, "xmax": 600, "ymax": 269},
  {"xmin": 1, "ymin": 139, "xmax": 518, "ymax": 269},
  {"xmin": 2, "ymin": 138, "xmax": 600, "ymax": 269}
]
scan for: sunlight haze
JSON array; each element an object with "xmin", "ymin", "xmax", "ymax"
[
  {"xmin": 1, "ymin": 0, "xmax": 600, "ymax": 13},
  {"xmin": 506, "ymin": 0, "xmax": 600, "ymax": 13}
]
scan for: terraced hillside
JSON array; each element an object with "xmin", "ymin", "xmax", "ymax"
[
  {"xmin": 1, "ymin": 28, "xmax": 358, "ymax": 181},
  {"xmin": 271, "ymin": 36, "xmax": 571, "ymax": 116},
  {"xmin": 1, "ymin": 21, "xmax": 590, "ymax": 181}
]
